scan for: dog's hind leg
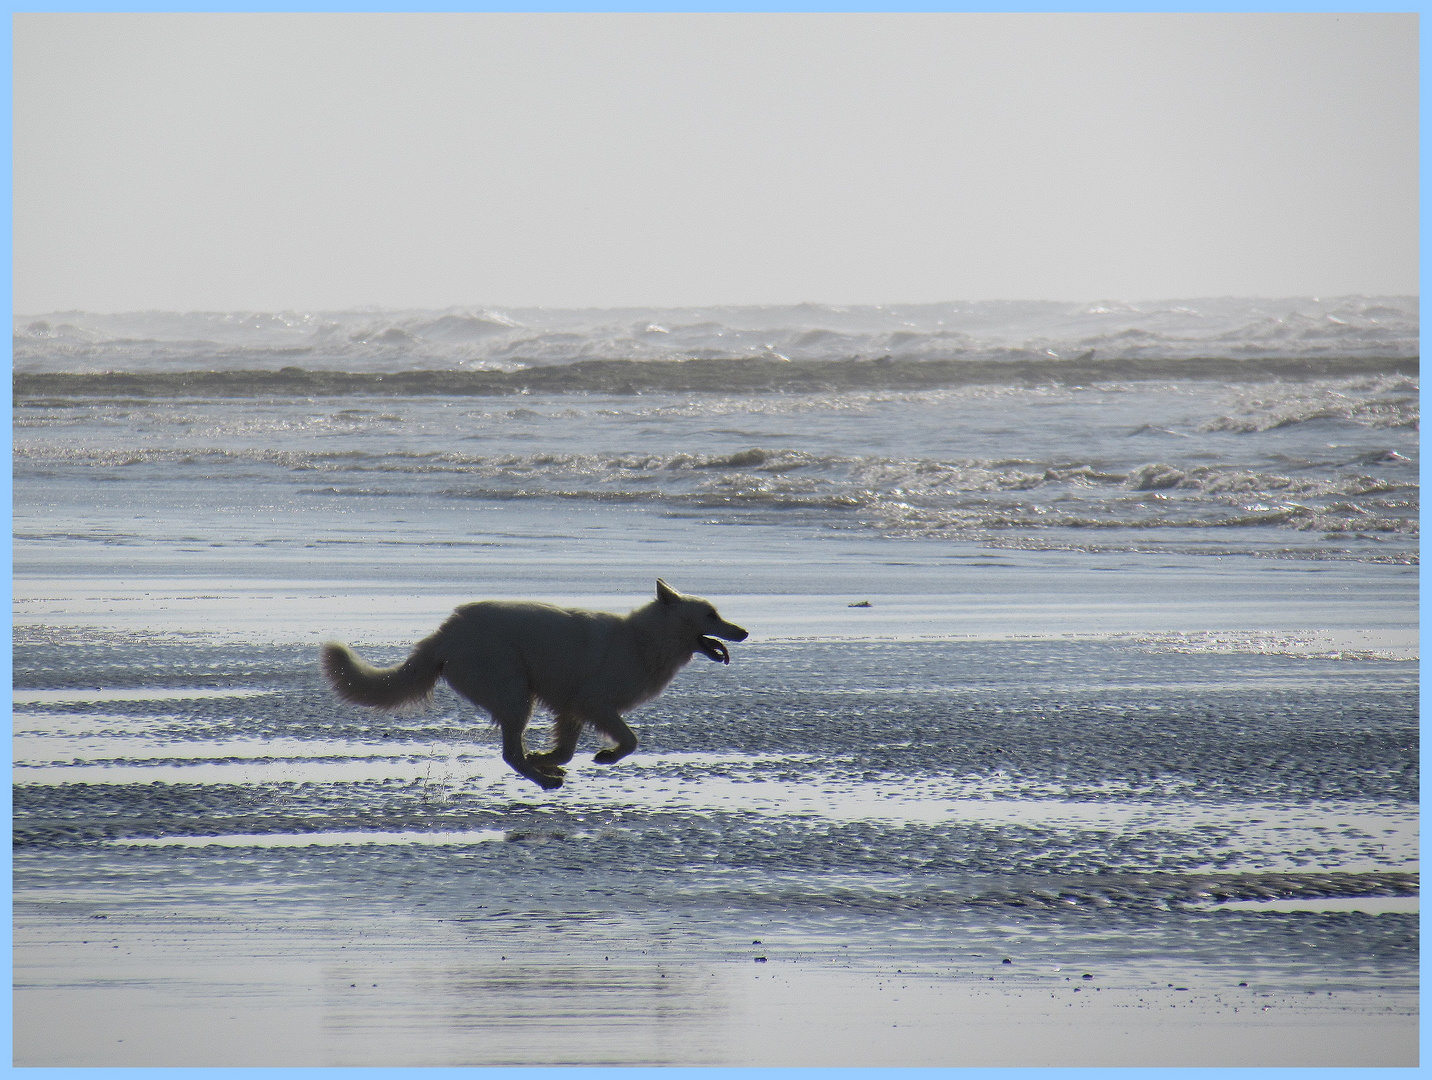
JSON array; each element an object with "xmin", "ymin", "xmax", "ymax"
[
  {"xmin": 529, "ymin": 712, "xmax": 583, "ymax": 768},
  {"xmin": 498, "ymin": 718, "xmax": 565, "ymax": 790},
  {"xmin": 444, "ymin": 666, "xmax": 563, "ymax": 791},
  {"xmin": 587, "ymin": 712, "xmax": 639, "ymax": 765}
]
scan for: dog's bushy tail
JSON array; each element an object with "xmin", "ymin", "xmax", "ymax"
[{"xmin": 321, "ymin": 636, "xmax": 442, "ymax": 711}]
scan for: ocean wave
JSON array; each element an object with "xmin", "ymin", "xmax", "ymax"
[
  {"xmin": 17, "ymin": 442, "xmax": 1415, "ymax": 542},
  {"xmin": 17, "ymin": 443, "xmax": 1412, "ymax": 493},
  {"xmin": 1199, "ymin": 377, "xmax": 1419, "ymax": 432},
  {"xmin": 12, "ymin": 354, "xmax": 1420, "ymax": 402},
  {"xmin": 14, "ymin": 296, "xmax": 1418, "ymax": 374},
  {"xmin": 11, "ymin": 444, "xmax": 847, "ymax": 479},
  {"xmin": 1122, "ymin": 462, "xmax": 1413, "ymax": 497}
]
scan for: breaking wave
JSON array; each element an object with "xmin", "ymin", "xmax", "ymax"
[
  {"xmin": 15, "ymin": 443, "xmax": 1416, "ymax": 544},
  {"xmin": 13, "ymin": 356, "xmax": 1420, "ymax": 403},
  {"xmin": 14, "ymin": 296, "xmax": 1418, "ymax": 375}
]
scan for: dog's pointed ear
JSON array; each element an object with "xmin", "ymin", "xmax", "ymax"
[{"xmin": 656, "ymin": 578, "xmax": 680, "ymax": 605}]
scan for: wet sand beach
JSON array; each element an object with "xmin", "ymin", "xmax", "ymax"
[
  {"xmin": 15, "ymin": 906, "xmax": 1418, "ymax": 1067},
  {"xmin": 13, "ymin": 547, "xmax": 1419, "ymax": 1067}
]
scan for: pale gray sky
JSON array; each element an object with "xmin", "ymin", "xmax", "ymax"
[{"xmin": 13, "ymin": 12, "xmax": 1419, "ymax": 313}]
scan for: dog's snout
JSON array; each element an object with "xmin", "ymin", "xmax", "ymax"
[{"xmin": 723, "ymin": 623, "xmax": 749, "ymax": 642}]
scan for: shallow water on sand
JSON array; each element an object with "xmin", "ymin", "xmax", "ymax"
[
  {"xmin": 13, "ymin": 588, "xmax": 1419, "ymax": 1065},
  {"xmin": 12, "ymin": 365, "xmax": 1419, "ymax": 1065}
]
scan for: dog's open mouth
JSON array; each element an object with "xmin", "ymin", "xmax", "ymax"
[{"xmin": 697, "ymin": 636, "xmax": 731, "ymax": 664}]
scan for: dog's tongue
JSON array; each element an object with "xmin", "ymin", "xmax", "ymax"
[{"xmin": 697, "ymin": 636, "xmax": 730, "ymax": 664}]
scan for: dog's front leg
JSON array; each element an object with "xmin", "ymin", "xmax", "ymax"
[{"xmin": 528, "ymin": 712, "xmax": 582, "ymax": 768}]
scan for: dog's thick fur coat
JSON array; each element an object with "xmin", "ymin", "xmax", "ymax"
[{"xmin": 321, "ymin": 579, "xmax": 748, "ymax": 789}]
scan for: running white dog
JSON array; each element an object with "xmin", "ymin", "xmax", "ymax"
[{"xmin": 321, "ymin": 579, "xmax": 748, "ymax": 790}]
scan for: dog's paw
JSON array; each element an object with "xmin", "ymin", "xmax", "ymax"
[
  {"xmin": 526, "ymin": 758, "xmax": 566, "ymax": 785},
  {"xmin": 593, "ymin": 747, "xmax": 630, "ymax": 765},
  {"xmin": 696, "ymin": 636, "xmax": 730, "ymax": 664}
]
